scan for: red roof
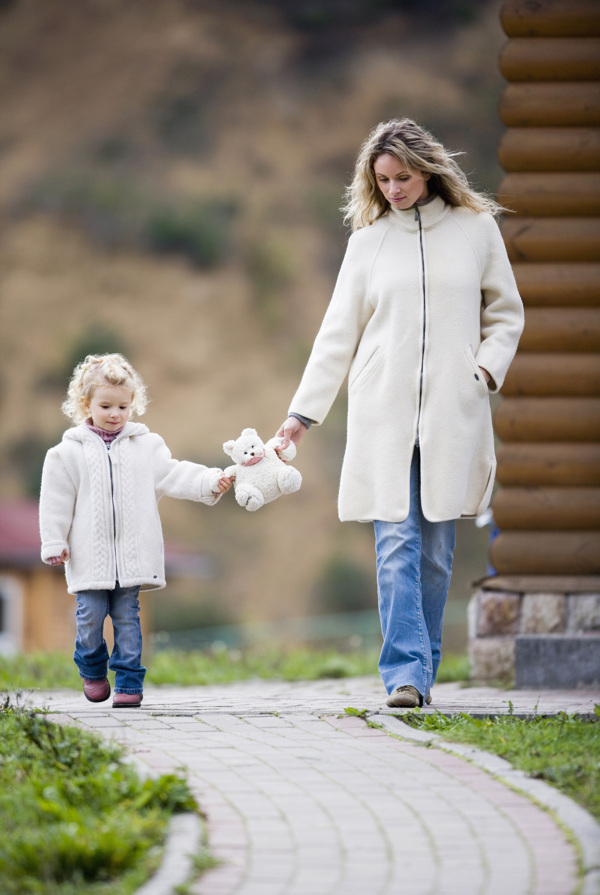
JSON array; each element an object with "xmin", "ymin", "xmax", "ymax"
[{"xmin": 0, "ymin": 500, "xmax": 41, "ymax": 566}]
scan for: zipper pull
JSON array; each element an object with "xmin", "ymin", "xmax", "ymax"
[{"xmin": 414, "ymin": 205, "xmax": 420, "ymax": 223}]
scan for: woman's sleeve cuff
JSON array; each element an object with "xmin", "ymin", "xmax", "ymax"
[{"xmin": 289, "ymin": 412, "xmax": 313, "ymax": 430}]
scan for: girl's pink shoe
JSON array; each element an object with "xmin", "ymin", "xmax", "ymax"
[
  {"xmin": 83, "ymin": 678, "xmax": 110, "ymax": 702},
  {"xmin": 112, "ymin": 692, "xmax": 143, "ymax": 708}
]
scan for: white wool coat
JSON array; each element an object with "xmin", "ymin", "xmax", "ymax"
[
  {"xmin": 39, "ymin": 422, "xmax": 222, "ymax": 594},
  {"xmin": 289, "ymin": 195, "xmax": 524, "ymax": 523}
]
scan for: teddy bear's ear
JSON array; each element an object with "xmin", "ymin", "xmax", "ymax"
[
  {"xmin": 241, "ymin": 427, "xmax": 258, "ymax": 438},
  {"xmin": 223, "ymin": 440, "xmax": 236, "ymax": 457}
]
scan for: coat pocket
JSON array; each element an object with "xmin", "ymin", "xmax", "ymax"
[
  {"xmin": 349, "ymin": 346, "xmax": 384, "ymax": 395},
  {"xmin": 464, "ymin": 345, "xmax": 490, "ymax": 398},
  {"xmin": 476, "ymin": 457, "xmax": 497, "ymax": 517}
]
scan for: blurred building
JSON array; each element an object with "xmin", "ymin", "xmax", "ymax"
[
  {"xmin": 469, "ymin": 0, "xmax": 600, "ymax": 688},
  {"xmin": 0, "ymin": 500, "xmax": 212, "ymax": 654}
]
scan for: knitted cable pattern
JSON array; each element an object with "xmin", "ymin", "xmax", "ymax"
[
  {"xmin": 83, "ymin": 437, "xmax": 114, "ymax": 582},
  {"xmin": 115, "ymin": 437, "xmax": 142, "ymax": 580}
]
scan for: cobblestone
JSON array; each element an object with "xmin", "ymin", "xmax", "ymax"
[{"xmin": 25, "ymin": 678, "xmax": 600, "ymax": 895}]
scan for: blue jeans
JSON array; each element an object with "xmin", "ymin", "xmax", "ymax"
[
  {"xmin": 74, "ymin": 583, "xmax": 146, "ymax": 694},
  {"xmin": 374, "ymin": 448, "xmax": 456, "ymax": 699}
]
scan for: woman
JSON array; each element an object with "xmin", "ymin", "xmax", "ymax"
[{"xmin": 277, "ymin": 118, "xmax": 524, "ymax": 708}]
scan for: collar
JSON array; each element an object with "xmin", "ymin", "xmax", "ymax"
[
  {"xmin": 387, "ymin": 194, "xmax": 451, "ymax": 232},
  {"xmin": 63, "ymin": 421, "xmax": 149, "ymax": 444},
  {"xmin": 85, "ymin": 418, "xmax": 124, "ymax": 445}
]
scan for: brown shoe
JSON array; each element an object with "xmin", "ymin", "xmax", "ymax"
[
  {"xmin": 425, "ymin": 692, "xmax": 432, "ymax": 705},
  {"xmin": 112, "ymin": 692, "xmax": 143, "ymax": 708},
  {"xmin": 386, "ymin": 685, "xmax": 422, "ymax": 708},
  {"xmin": 83, "ymin": 678, "xmax": 111, "ymax": 703}
]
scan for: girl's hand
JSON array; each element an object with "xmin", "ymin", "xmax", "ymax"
[
  {"xmin": 478, "ymin": 366, "xmax": 492, "ymax": 384},
  {"xmin": 48, "ymin": 549, "xmax": 68, "ymax": 566},
  {"xmin": 215, "ymin": 475, "xmax": 235, "ymax": 495}
]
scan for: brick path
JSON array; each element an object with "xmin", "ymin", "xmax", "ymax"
[{"xmin": 29, "ymin": 678, "xmax": 600, "ymax": 895}]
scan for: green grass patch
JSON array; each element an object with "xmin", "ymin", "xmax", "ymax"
[
  {"xmin": 0, "ymin": 699, "xmax": 201, "ymax": 894},
  {"xmin": 150, "ymin": 646, "xmax": 381, "ymax": 685},
  {"xmin": 0, "ymin": 648, "xmax": 468, "ymax": 691},
  {"xmin": 403, "ymin": 708, "xmax": 600, "ymax": 822},
  {"xmin": 435, "ymin": 652, "xmax": 469, "ymax": 684},
  {"xmin": 0, "ymin": 652, "xmax": 80, "ymax": 690}
]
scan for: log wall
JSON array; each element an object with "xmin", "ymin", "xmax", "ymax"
[{"xmin": 491, "ymin": 0, "xmax": 600, "ymax": 576}]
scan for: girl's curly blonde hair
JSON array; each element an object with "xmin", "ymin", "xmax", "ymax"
[
  {"xmin": 62, "ymin": 353, "xmax": 148, "ymax": 424},
  {"xmin": 342, "ymin": 118, "xmax": 506, "ymax": 232}
]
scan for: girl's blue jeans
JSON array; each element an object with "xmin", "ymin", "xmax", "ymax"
[
  {"xmin": 374, "ymin": 448, "xmax": 456, "ymax": 699},
  {"xmin": 74, "ymin": 583, "xmax": 146, "ymax": 694}
]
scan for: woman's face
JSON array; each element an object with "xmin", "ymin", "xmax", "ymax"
[{"xmin": 373, "ymin": 153, "xmax": 430, "ymax": 209}]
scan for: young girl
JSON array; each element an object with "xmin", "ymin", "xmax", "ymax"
[
  {"xmin": 278, "ymin": 118, "xmax": 524, "ymax": 708},
  {"xmin": 39, "ymin": 353, "xmax": 232, "ymax": 707}
]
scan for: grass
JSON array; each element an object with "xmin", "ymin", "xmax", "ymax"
[
  {"xmin": 0, "ymin": 698, "xmax": 206, "ymax": 895},
  {"xmin": 0, "ymin": 647, "xmax": 469, "ymax": 691},
  {"xmin": 403, "ymin": 708, "xmax": 600, "ymax": 822}
]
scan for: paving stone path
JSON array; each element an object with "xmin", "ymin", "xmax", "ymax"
[{"xmin": 29, "ymin": 678, "xmax": 600, "ymax": 895}]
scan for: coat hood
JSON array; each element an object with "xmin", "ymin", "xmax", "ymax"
[{"xmin": 63, "ymin": 422, "xmax": 150, "ymax": 444}]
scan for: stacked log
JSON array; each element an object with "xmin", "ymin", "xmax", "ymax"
[{"xmin": 490, "ymin": 0, "xmax": 600, "ymax": 577}]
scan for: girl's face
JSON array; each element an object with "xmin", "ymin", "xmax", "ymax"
[
  {"xmin": 373, "ymin": 153, "xmax": 430, "ymax": 209},
  {"xmin": 86, "ymin": 384, "xmax": 133, "ymax": 430}
]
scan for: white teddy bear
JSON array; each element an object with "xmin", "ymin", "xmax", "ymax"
[{"xmin": 212, "ymin": 428, "xmax": 302, "ymax": 511}]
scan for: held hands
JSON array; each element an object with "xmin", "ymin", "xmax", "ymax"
[
  {"xmin": 275, "ymin": 417, "xmax": 308, "ymax": 452},
  {"xmin": 209, "ymin": 421, "xmax": 306, "ymax": 502},
  {"xmin": 213, "ymin": 474, "xmax": 235, "ymax": 496}
]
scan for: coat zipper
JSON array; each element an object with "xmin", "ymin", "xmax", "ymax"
[
  {"xmin": 415, "ymin": 204, "xmax": 426, "ymax": 444},
  {"xmin": 107, "ymin": 444, "xmax": 118, "ymax": 581}
]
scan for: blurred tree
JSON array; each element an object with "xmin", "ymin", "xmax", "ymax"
[
  {"xmin": 6, "ymin": 434, "xmax": 60, "ymax": 499},
  {"xmin": 253, "ymin": 0, "xmax": 480, "ymax": 32}
]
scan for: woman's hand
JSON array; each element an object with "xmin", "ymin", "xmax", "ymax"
[
  {"xmin": 276, "ymin": 417, "xmax": 307, "ymax": 451},
  {"xmin": 479, "ymin": 366, "xmax": 491, "ymax": 385}
]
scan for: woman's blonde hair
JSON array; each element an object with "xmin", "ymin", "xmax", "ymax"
[
  {"xmin": 62, "ymin": 353, "xmax": 148, "ymax": 424},
  {"xmin": 342, "ymin": 118, "xmax": 505, "ymax": 231}
]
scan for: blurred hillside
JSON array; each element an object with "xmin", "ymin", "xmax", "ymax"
[{"xmin": 0, "ymin": 0, "xmax": 503, "ymax": 640}]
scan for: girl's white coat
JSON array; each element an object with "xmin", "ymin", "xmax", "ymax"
[
  {"xmin": 289, "ymin": 196, "xmax": 524, "ymax": 523},
  {"xmin": 39, "ymin": 422, "xmax": 221, "ymax": 593}
]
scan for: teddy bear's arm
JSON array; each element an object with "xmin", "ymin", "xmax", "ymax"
[
  {"xmin": 267, "ymin": 436, "xmax": 297, "ymax": 462},
  {"xmin": 224, "ymin": 465, "xmax": 238, "ymax": 479}
]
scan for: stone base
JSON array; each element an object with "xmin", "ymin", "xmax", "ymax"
[
  {"xmin": 468, "ymin": 586, "xmax": 600, "ymax": 685},
  {"xmin": 515, "ymin": 634, "xmax": 600, "ymax": 689}
]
